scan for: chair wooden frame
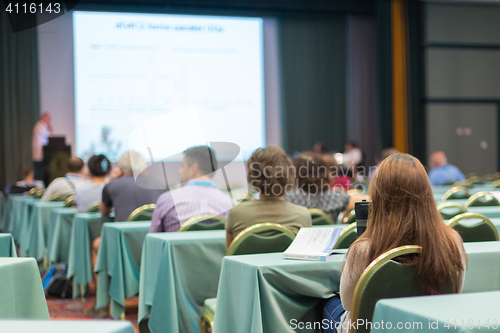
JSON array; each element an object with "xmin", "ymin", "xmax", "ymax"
[
  {"xmin": 226, "ymin": 223, "xmax": 295, "ymax": 256},
  {"xmin": 64, "ymin": 195, "xmax": 75, "ymax": 208},
  {"xmin": 127, "ymin": 204, "xmax": 156, "ymax": 221},
  {"xmin": 179, "ymin": 214, "xmax": 226, "ymax": 232},
  {"xmin": 349, "ymin": 245, "xmax": 422, "ymax": 333},
  {"xmin": 308, "ymin": 208, "xmax": 334, "ymax": 225},
  {"xmin": 441, "ymin": 186, "xmax": 470, "ymax": 201},
  {"xmin": 332, "ymin": 223, "xmax": 357, "ymax": 250},
  {"xmin": 464, "ymin": 191, "xmax": 500, "ymax": 208},
  {"xmin": 447, "ymin": 212, "xmax": 499, "ymax": 241},
  {"xmin": 436, "ymin": 202, "xmax": 467, "ymax": 219}
]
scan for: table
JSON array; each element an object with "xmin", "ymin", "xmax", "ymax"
[
  {"xmin": 0, "ymin": 194, "xmax": 22, "ymax": 233},
  {"xmin": 67, "ymin": 213, "xmax": 108, "ymax": 298},
  {"xmin": 0, "ymin": 233, "xmax": 17, "ymax": 257},
  {"xmin": 9, "ymin": 196, "xmax": 36, "ymax": 242},
  {"xmin": 0, "ymin": 194, "xmax": 5, "ymax": 231},
  {"xmin": 138, "ymin": 230, "xmax": 227, "ymax": 333},
  {"xmin": 371, "ymin": 291, "xmax": 500, "ymax": 333},
  {"xmin": 0, "ymin": 258, "xmax": 49, "ymax": 319},
  {"xmin": 0, "ymin": 320, "xmax": 136, "ymax": 333},
  {"xmin": 47, "ymin": 208, "xmax": 78, "ymax": 264},
  {"xmin": 212, "ymin": 241, "xmax": 500, "ymax": 333},
  {"xmin": 95, "ymin": 221, "xmax": 150, "ymax": 319},
  {"xmin": 24, "ymin": 201, "xmax": 65, "ymax": 259}
]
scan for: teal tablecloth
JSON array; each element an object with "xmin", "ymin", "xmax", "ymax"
[
  {"xmin": 9, "ymin": 196, "xmax": 36, "ymax": 242},
  {"xmin": 67, "ymin": 213, "xmax": 108, "ymax": 298},
  {"xmin": 0, "ymin": 194, "xmax": 5, "ymax": 231},
  {"xmin": 0, "ymin": 320, "xmax": 136, "ymax": 333},
  {"xmin": 371, "ymin": 291, "xmax": 500, "ymax": 333},
  {"xmin": 0, "ymin": 234, "xmax": 17, "ymax": 257},
  {"xmin": 0, "ymin": 194, "xmax": 23, "ymax": 233},
  {"xmin": 212, "ymin": 241, "xmax": 500, "ymax": 333},
  {"xmin": 0, "ymin": 258, "xmax": 49, "ymax": 319},
  {"xmin": 47, "ymin": 208, "xmax": 78, "ymax": 264},
  {"xmin": 95, "ymin": 221, "xmax": 150, "ymax": 319},
  {"xmin": 138, "ymin": 230, "xmax": 227, "ymax": 333},
  {"xmin": 24, "ymin": 201, "xmax": 65, "ymax": 259}
]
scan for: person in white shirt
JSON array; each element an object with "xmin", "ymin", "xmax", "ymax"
[
  {"xmin": 40, "ymin": 157, "xmax": 87, "ymax": 202},
  {"xmin": 342, "ymin": 141, "xmax": 363, "ymax": 168},
  {"xmin": 32, "ymin": 112, "xmax": 52, "ymax": 180}
]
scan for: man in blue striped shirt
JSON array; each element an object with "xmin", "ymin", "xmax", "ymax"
[
  {"xmin": 149, "ymin": 146, "xmax": 234, "ymax": 232},
  {"xmin": 428, "ymin": 151, "xmax": 465, "ymax": 186}
]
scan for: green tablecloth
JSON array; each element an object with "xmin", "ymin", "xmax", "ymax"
[
  {"xmin": 0, "ymin": 194, "xmax": 5, "ymax": 231},
  {"xmin": 0, "ymin": 234, "xmax": 17, "ymax": 257},
  {"xmin": 96, "ymin": 221, "xmax": 150, "ymax": 319},
  {"xmin": 138, "ymin": 230, "xmax": 227, "ymax": 333},
  {"xmin": 0, "ymin": 258, "xmax": 49, "ymax": 319},
  {"xmin": 47, "ymin": 208, "xmax": 78, "ymax": 264},
  {"xmin": 67, "ymin": 213, "xmax": 107, "ymax": 298},
  {"xmin": 212, "ymin": 241, "xmax": 500, "ymax": 333},
  {"xmin": 0, "ymin": 320, "xmax": 136, "ymax": 333},
  {"xmin": 0, "ymin": 194, "xmax": 23, "ymax": 233},
  {"xmin": 24, "ymin": 201, "xmax": 65, "ymax": 259},
  {"xmin": 9, "ymin": 196, "xmax": 36, "ymax": 242},
  {"xmin": 371, "ymin": 291, "xmax": 500, "ymax": 333}
]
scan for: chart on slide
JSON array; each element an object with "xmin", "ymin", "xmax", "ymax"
[{"xmin": 73, "ymin": 11, "xmax": 264, "ymax": 161}]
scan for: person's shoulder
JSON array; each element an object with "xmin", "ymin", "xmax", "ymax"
[
  {"xmin": 229, "ymin": 200, "xmax": 256, "ymax": 213},
  {"xmin": 284, "ymin": 201, "xmax": 310, "ymax": 215}
]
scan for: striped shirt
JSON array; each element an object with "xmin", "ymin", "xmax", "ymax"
[
  {"xmin": 74, "ymin": 183, "xmax": 105, "ymax": 213},
  {"xmin": 149, "ymin": 180, "xmax": 234, "ymax": 233}
]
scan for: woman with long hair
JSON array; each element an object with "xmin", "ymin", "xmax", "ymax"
[
  {"xmin": 323, "ymin": 153, "xmax": 467, "ymax": 333},
  {"xmin": 74, "ymin": 154, "xmax": 111, "ymax": 213}
]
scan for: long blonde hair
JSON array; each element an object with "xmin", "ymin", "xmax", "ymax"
[{"xmin": 348, "ymin": 153, "xmax": 466, "ymax": 294}]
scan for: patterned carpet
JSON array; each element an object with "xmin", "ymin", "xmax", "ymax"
[{"xmin": 46, "ymin": 295, "xmax": 140, "ymax": 332}]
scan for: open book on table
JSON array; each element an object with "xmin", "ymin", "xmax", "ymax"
[{"xmin": 283, "ymin": 227, "xmax": 348, "ymax": 261}]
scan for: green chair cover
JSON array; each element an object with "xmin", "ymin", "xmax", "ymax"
[
  {"xmin": 442, "ymin": 186, "xmax": 470, "ymax": 201},
  {"xmin": 127, "ymin": 204, "xmax": 155, "ymax": 221},
  {"xmin": 437, "ymin": 202, "xmax": 467, "ymax": 220},
  {"xmin": 464, "ymin": 192, "xmax": 500, "ymax": 208},
  {"xmin": 308, "ymin": 208, "xmax": 334, "ymax": 225},
  {"xmin": 86, "ymin": 202, "xmax": 100, "ymax": 213},
  {"xmin": 447, "ymin": 213, "xmax": 499, "ymax": 242},
  {"xmin": 179, "ymin": 214, "xmax": 226, "ymax": 232},
  {"xmin": 333, "ymin": 223, "xmax": 358, "ymax": 249},
  {"xmin": 227, "ymin": 223, "xmax": 295, "ymax": 256}
]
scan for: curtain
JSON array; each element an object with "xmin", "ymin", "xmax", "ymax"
[
  {"xmin": 279, "ymin": 14, "xmax": 347, "ymax": 154},
  {"xmin": 346, "ymin": 15, "xmax": 379, "ymax": 168},
  {"xmin": 0, "ymin": 11, "xmax": 40, "ymax": 190}
]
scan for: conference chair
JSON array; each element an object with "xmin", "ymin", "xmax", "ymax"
[
  {"xmin": 436, "ymin": 202, "xmax": 467, "ymax": 220},
  {"xmin": 447, "ymin": 213, "xmax": 499, "ymax": 242},
  {"xmin": 482, "ymin": 174, "xmax": 495, "ymax": 182},
  {"xmin": 179, "ymin": 214, "xmax": 226, "ymax": 232},
  {"xmin": 34, "ymin": 189, "xmax": 45, "ymax": 199},
  {"xmin": 442, "ymin": 186, "xmax": 470, "ymax": 201},
  {"xmin": 332, "ymin": 223, "xmax": 358, "ymax": 249},
  {"xmin": 341, "ymin": 210, "xmax": 356, "ymax": 224},
  {"xmin": 49, "ymin": 193, "xmax": 70, "ymax": 202},
  {"xmin": 453, "ymin": 180, "xmax": 473, "ymax": 189},
  {"xmin": 127, "ymin": 204, "xmax": 155, "ymax": 221},
  {"xmin": 464, "ymin": 191, "xmax": 500, "ymax": 208},
  {"xmin": 86, "ymin": 202, "xmax": 100, "ymax": 213},
  {"xmin": 349, "ymin": 245, "xmax": 455, "ymax": 333},
  {"xmin": 201, "ymin": 223, "xmax": 296, "ymax": 333},
  {"xmin": 467, "ymin": 176, "xmax": 484, "ymax": 185},
  {"xmin": 308, "ymin": 208, "xmax": 334, "ymax": 225},
  {"xmin": 492, "ymin": 179, "xmax": 500, "ymax": 189},
  {"xmin": 28, "ymin": 188, "xmax": 37, "ymax": 196},
  {"xmin": 63, "ymin": 195, "xmax": 75, "ymax": 208}
]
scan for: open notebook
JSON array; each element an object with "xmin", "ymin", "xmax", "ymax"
[{"xmin": 283, "ymin": 227, "xmax": 347, "ymax": 261}]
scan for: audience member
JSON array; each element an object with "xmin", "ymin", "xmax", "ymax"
[
  {"xmin": 285, "ymin": 153, "xmax": 350, "ymax": 222},
  {"xmin": 149, "ymin": 146, "xmax": 233, "ymax": 232},
  {"xmin": 342, "ymin": 141, "xmax": 363, "ymax": 168},
  {"xmin": 369, "ymin": 147, "xmax": 399, "ymax": 179},
  {"xmin": 41, "ymin": 157, "xmax": 86, "ymax": 202},
  {"xmin": 99, "ymin": 151, "xmax": 164, "ymax": 221},
  {"xmin": 313, "ymin": 141, "xmax": 329, "ymax": 155},
  {"xmin": 225, "ymin": 146, "xmax": 311, "ymax": 249},
  {"xmin": 322, "ymin": 154, "xmax": 467, "ymax": 333},
  {"xmin": 74, "ymin": 155, "xmax": 111, "ymax": 213},
  {"xmin": 428, "ymin": 151, "xmax": 465, "ymax": 186},
  {"xmin": 4, "ymin": 165, "xmax": 44, "ymax": 195}
]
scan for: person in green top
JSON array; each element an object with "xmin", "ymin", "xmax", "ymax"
[{"xmin": 225, "ymin": 146, "xmax": 312, "ymax": 249}]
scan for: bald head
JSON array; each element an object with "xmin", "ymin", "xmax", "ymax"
[
  {"xmin": 67, "ymin": 157, "xmax": 84, "ymax": 173},
  {"xmin": 430, "ymin": 151, "xmax": 447, "ymax": 169}
]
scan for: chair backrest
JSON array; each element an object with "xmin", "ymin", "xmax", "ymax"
[
  {"xmin": 453, "ymin": 180, "xmax": 473, "ymax": 189},
  {"xmin": 447, "ymin": 212, "xmax": 499, "ymax": 242},
  {"xmin": 127, "ymin": 204, "xmax": 156, "ymax": 221},
  {"xmin": 34, "ymin": 189, "xmax": 45, "ymax": 199},
  {"xmin": 492, "ymin": 179, "xmax": 500, "ymax": 189},
  {"xmin": 28, "ymin": 188, "xmax": 37, "ymax": 196},
  {"xmin": 227, "ymin": 223, "xmax": 295, "ymax": 256},
  {"xmin": 442, "ymin": 186, "xmax": 470, "ymax": 201},
  {"xmin": 436, "ymin": 202, "xmax": 467, "ymax": 220},
  {"xmin": 179, "ymin": 214, "xmax": 226, "ymax": 232},
  {"xmin": 49, "ymin": 193, "xmax": 70, "ymax": 202},
  {"xmin": 467, "ymin": 176, "xmax": 484, "ymax": 185},
  {"xmin": 464, "ymin": 191, "xmax": 500, "ymax": 208},
  {"xmin": 340, "ymin": 210, "xmax": 356, "ymax": 224},
  {"xmin": 86, "ymin": 202, "xmax": 100, "ymax": 213},
  {"xmin": 332, "ymin": 223, "xmax": 358, "ymax": 249},
  {"xmin": 308, "ymin": 208, "xmax": 334, "ymax": 225},
  {"xmin": 64, "ymin": 195, "xmax": 75, "ymax": 208},
  {"xmin": 350, "ymin": 245, "xmax": 454, "ymax": 333}
]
